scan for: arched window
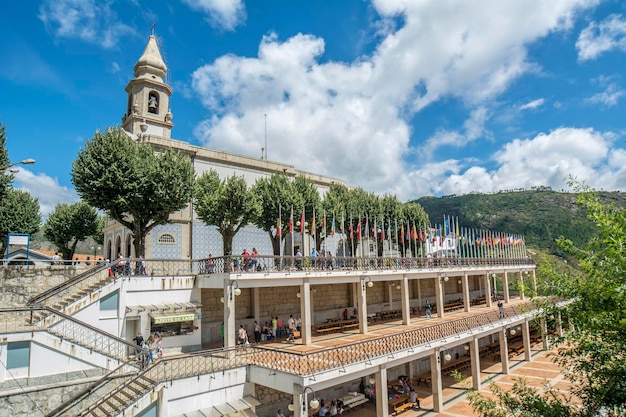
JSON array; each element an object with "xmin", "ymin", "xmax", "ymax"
[
  {"xmin": 157, "ymin": 233, "xmax": 176, "ymax": 244},
  {"xmin": 115, "ymin": 236, "xmax": 122, "ymax": 258},
  {"xmin": 148, "ymin": 91, "xmax": 159, "ymax": 114},
  {"xmin": 107, "ymin": 240, "xmax": 112, "ymax": 261},
  {"xmin": 125, "ymin": 233, "xmax": 133, "ymax": 257}
]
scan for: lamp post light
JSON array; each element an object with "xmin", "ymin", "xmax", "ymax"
[
  {"xmin": 302, "ymin": 387, "xmax": 319, "ymax": 413},
  {"xmin": 1, "ymin": 158, "xmax": 36, "ymax": 172}
]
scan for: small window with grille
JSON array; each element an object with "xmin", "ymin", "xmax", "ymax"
[{"xmin": 157, "ymin": 234, "xmax": 176, "ymax": 244}]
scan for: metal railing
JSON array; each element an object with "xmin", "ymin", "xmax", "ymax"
[
  {"xmin": 44, "ymin": 300, "xmax": 550, "ymax": 417},
  {"xmin": 0, "ymin": 307, "xmax": 143, "ymax": 364},
  {"xmin": 241, "ymin": 301, "xmax": 538, "ymax": 376},
  {"xmin": 196, "ymin": 254, "xmax": 535, "ymax": 274}
]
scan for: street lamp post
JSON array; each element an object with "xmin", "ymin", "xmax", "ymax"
[{"xmin": 1, "ymin": 158, "xmax": 36, "ymax": 172}]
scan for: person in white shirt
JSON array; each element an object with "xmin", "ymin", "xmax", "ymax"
[{"xmin": 238, "ymin": 325, "xmax": 248, "ymax": 345}]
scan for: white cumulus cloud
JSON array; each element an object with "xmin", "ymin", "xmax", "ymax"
[
  {"xmin": 576, "ymin": 14, "xmax": 626, "ymax": 61},
  {"xmin": 181, "ymin": 0, "xmax": 246, "ymax": 31},
  {"xmin": 190, "ymin": 0, "xmax": 598, "ymax": 200},
  {"xmin": 38, "ymin": 0, "xmax": 135, "ymax": 49},
  {"xmin": 13, "ymin": 169, "xmax": 80, "ymax": 220}
]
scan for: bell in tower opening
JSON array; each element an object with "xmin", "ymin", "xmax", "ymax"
[{"xmin": 148, "ymin": 91, "xmax": 159, "ymax": 114}]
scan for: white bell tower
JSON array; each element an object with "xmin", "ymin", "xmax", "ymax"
[{"xmin": 122, "ymin": 34, "xmax": 174, "ymax": 139}]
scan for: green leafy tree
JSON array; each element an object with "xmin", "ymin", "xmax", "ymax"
[
  {"xmin": 251, "ymin": 173, "xmax": 296, "ymax": 256},
  {"xmin": 195, "ymin": 170, "xmax": 261, "ymax": 268},
  {"xmin": 0, "ymin": 188, "xmax": 41, "ymax": 254},
  {"xmin": 71, "ymin": 127, "xmax": 195, "ymax": 257},
  {"xmin": 292, "ymin": 175, "xmax": 322, "ymax": 251},
  {"xmin": 465, "ymin": 180, "xmax": 626, "ymax": 417},
  {"xmin": 1, "ymin": 122, "xmax": 13, "ymax": 202},
  {"xmin": 43, "ymin": 201, "xmax": 100, "ymax": 260}
]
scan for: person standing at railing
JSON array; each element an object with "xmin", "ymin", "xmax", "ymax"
[
  {"xmin": 136, "ymin": 256, "xmax": 147, "ymax": 275},
  {"xmin": 249, "ymin": 248, "xmax": 259, "ymax": 271},
  {"xmin": 242, "ymin": 249, "xmax": 251, "ymax": 271},
  {"xmin": 206, "ymin": 253, "xmax": 215, "ymax": 274}
]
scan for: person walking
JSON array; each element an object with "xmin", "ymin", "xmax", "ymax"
[{"xmin": 497, "ymin": 299, "xmax": 506, "ymax": 318}]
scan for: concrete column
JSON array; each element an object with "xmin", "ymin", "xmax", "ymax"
[
  {"xmin": 375, "ymin": 366, "xmax": 389, "ymax": 417},
  {"xmin": 253, "ymin": 288, "xmax": 261, "ymax": 322},
  {"xmin": 158, "ymin": 382, "xmax": 170, "ymax": 417},
  {"xmin": 499, "ymin": 329, "xmax": 509, "ymax": 374},
  {"xmin": 521, "ymin": 320, "xmax": 531, "ymax": 361},
  {"xmin": 301, "ymin": 281, "xmax": 313, "ymax": 345},
  {"xmin": 540, "ymin": 317, "xmax": 548, "ymax": 350},
  {"xmin": 435, "ymin": 276, "xmax": 445, "ymax": 318},
  {"xmin": 556, "ymin": 311, "xmax": 564, "ymax": 337},
  {"xmin": 430, "ymin": 351, "xmax": 444, "ymax": 412},
  {"xmin": 503, "ymin": 271, "xmax": 510, "ymax": 303},
  {"xmin": 224, "ymin": 279, "xmax": 236, "ymax": 350},
  {"xmin": 351, "ymin": 282, "xmax": 359, "ymax": 314},
  {"xmin": 469, "ymin": 338, "xmax": 481, "ymax": 390},
  {"xmin": 483, "ymin": 274, "xmax": 492, "ymax": 307},
  {"xmin": 462, "ymin": 273, "xmax": 471, "ymax": 312},
  {"xmin": 401, "ymin": 275, "xmax": 410, "ymax": 325},
  {"xmin": 519, "ymin": 271, "xmax": 525, "ymax": 300},
  {"xmin": 417, "ymin": 279, "xmax": 422, "ymax": 311},
  {"xmin": 359, "ymin": 277, "xmax": 369, "ymax": 334},
  {"xmin": 293, "ymin": 384, "xmax": 305, "ymax": 417}
]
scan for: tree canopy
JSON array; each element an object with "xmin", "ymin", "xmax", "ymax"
[
  {"xmin": 465, "ymin": 180, "xmax": 626, "ymax": 417},
  {"xmin": 43, "ymin": 201, "xmax": 101, "ymax": 260},
  {"xmin": 71, "ymin": 127, "xmax": 195, "ymax": 256},
  {"xmin": 0, "ymin": 188, "xmax": 41, "ymax": 254},
  {"xmin": 194, "ymin": 170, "xmax": 261, "ymax": 266}
]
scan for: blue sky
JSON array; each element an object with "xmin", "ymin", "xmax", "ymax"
[{"xmin": 1, "ymin": 0, "xmax": 626, "ymax": 217}]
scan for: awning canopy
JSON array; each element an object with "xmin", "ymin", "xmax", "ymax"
[
  {"xmin": 174, "ymin": 396, "xmax": 260, "ymax": 417},
  {"xmin": 150, "ymin": 312, "xmax": 201, "ymax": 324},
  {"xmin": 126, "ymin": 302, "xmax": 202, "ymax": 317}
]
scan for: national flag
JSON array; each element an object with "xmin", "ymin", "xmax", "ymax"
[
  {"xmin": 311, "ymin": 209, "xmax": 316, "ymax": 237},
  {"xmin": 331, "ymin": 213, "xmax": 335, "ymax": 237},
  {"xmin": 321, "ymin": 210, "xmax": 326, "ymax": 238},
  {"xmin": 407, "ymin": 223, "xmax": 411, "ymax": 242},
  {"xmin": 357, "ymin": 218, "xmax": 362, "ymax": 240},
  {"xmin": 300, "ymin": 209, "xmax": 305, "ymax": 235},
  {"xmin": 276, "ymin": 206, "xmax": 282, "ymax": 237},
  {"xmin": 289, "ymin": 208, "xmax": 293, "ymax": 234},
  {"xmin": 364, "ymin": 216, "xmax": 369, "ymax": 239},
  {"xmin": 381, "ymin": 218, "xmax": 385, "ymax": 240},
  {"xmin": 400, "ymin": 224, "xmax": 405, "ymax": 241},
  {"xmin": 418, "ymin": 228, "xmax": 423, "ymax": 242},
  {"xmin": 411, "ymin": 222, "xmax": 417, "ymax": 240},
  {"xmin": 373, "ymin": 217, "xmax": 378, "ymax": 241}
]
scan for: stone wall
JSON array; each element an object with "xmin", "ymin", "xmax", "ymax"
[
  {"xmin": 0, "ymin": 370, "xmax": 106, "ymax": 417},
  {"xmin": 0, "ymin": 266, "xmax": 88, "ymax": 308}
]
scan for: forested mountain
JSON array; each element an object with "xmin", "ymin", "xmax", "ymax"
[{"xmin": 415, "ymin": 188, "xmax": 626, "ymax": 258}]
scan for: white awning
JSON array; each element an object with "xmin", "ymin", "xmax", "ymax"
[
  {"xmin": 176, "ymin": 397, "xmax": 259, "ymax": 417},
  {"xmin": 126, "ymin": 302, "xmax": 202, "ymax": 317}
]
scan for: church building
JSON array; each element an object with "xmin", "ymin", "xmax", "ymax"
[{"xmin": 103, "ymin": 35, "xmax": 346, "ymax": 262}]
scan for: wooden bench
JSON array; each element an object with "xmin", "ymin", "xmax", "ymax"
[
  {"xmin": 314, "ymin": 326, "xmax": 341, "ymax": 334},
  {"xmin": 393, "ymin": 402, "xmax": 413, "ymax": 415},
  {"xmin": 344, "ymin": 398, "xmax": 369, "ymax": 412}
]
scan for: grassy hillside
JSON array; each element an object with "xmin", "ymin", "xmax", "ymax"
[{"xmin": 415, "ymin": 189, "xmax": 626, "ymax": 257}]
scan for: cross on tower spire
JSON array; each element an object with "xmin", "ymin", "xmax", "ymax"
[{"xmin": 151, "ymin": 23, "xmax": 155, "ymax": 36}]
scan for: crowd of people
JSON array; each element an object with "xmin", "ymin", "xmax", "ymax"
[{"xmin": 132, "ymin": 332, "xmax": 164, "ymax": 368}]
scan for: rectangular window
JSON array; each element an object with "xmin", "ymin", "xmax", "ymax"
[
  {"xmin": 137, "ymin": 402, "xmax": 157, "ymax": 417},
  {"xmin": 7, "ymin": 341, "xmax": 30, "ymax": 369},
  {"xmin": 100, "ymin": 290, "xmax": 119, "ymax": 312}
]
